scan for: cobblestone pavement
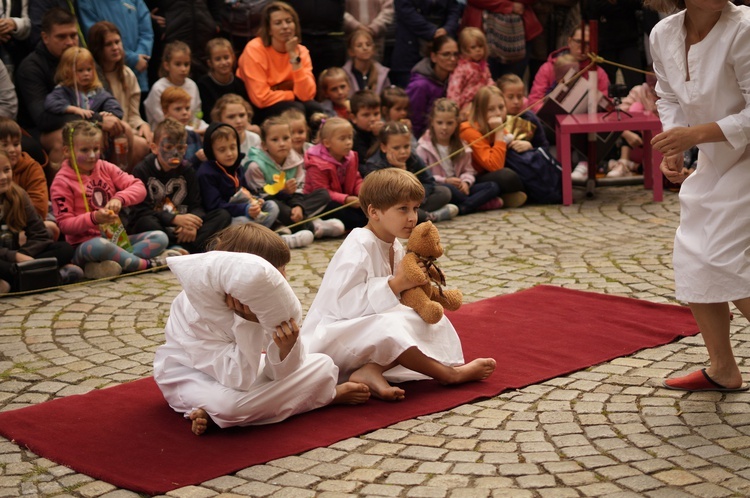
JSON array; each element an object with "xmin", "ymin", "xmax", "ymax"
[{"xmin": 2, "ymin": 185, "xmax": 750, "ymax": 498}]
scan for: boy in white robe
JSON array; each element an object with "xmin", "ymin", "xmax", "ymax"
[
  {"xmin": 301, "ymin": 168, "xmax": 497, "ymax": 401},
  {"xmin": 154, "ymin": 224, "xmax": 369, "ymax": 435}
]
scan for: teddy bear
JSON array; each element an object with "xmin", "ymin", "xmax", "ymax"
[{"xmin": 400, "ymin": 221, "xmax": 462, "ymax": 324}]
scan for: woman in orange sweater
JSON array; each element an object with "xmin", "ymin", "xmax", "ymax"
[
  {"xmin": 458, "ymin": 85, "xmax": 527, "ymax": 208},
  {"xmin": 236, "ymin": 2, "xmax": 323, "ymax": 124}
]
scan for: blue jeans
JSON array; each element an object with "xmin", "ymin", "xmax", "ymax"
[
  {"xmin": 442, "ymin": 181, "xmax": 500, "ymax": 215},
  {"xmin": 231, "ymin": 200, "xmax": 280, "ymax": 228}
]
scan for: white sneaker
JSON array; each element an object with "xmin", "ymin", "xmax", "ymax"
[
  {"xmin": 282, "ymin": 229, "xmax": 314, "ymax": 249},
  {"xmin": 429, "ymin": 203, "xmax": 459, "ymax": 222},
  {"xmin": 312, "ymin": 218, "xmax": 345, "ymax": 238},
  {"xmin": 571, "ymin": 161, "xmax": 589, "ymax": 182},
  {"xmin": 606, "ymin": 159, "xmax": 630, "ymax": 178}
]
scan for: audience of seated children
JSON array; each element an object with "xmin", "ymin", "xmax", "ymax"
[
  {"xmin": 0, "ymin": 149, "xmax": 81, "ymax": 294},
  {"xmin": 154, "ymin": 223, "xmax": 370, "ymax": 435},
  {"xmin": 50, "ymin": 120, "xmax": 178, "ymax": 279},
  {"xmin": 300, "ymin": 167, "xmax": 497, "ymax": 401},
  {"xmin": 362, "ymin": 120, "xmax": 456, "ymax": 223},
  {"xmin": 304, "ymin": 117, "xmax": 367, "ymax": 230},
  {"xmin": 458, "ymin": 86, "xmax": 527, "ymax": 208},
  {"xmin": 210, "ymin": 94, "xmax": 261, "ymax": 156},
  {"xmin": 416, "ymin": 98, "xmax": 500, "ymax": 215},
  {"xmin": 446, "ymin": 27, "xmax": 494, "ymax": 117},
  {"xmin": 197, "ymin": 122, "xmax": 280, "ymax": 230},
  {"xmin": 243, "ymin": 116, "xmax": 343, "ymax": 240},
  {"xmin": 350, "ymin": 89, "xmax": 383, "ymax": 163},
  {"xmin": 197, "ymin": 38, "xmax": 251, "ymax": 124},
  {"xmin": 144, "ymin": 41, "xmax": 208, "ymax": 131},
  {"xmin": 128, "ymin": 118, "xmax": 232, "ymax": 254},
  {"xmin": 281, "ymin": 108, "xmax": 311, "ymax": 157},
  {"xmin": 317, "ymin": 67, "xmax": 351, "ymax": 118},
  {"xmin": 160, "ymin": 87, "xmax": 204, "ymax": 168},
  {"xmin": 343, "ymin": 29, "xmax": 391, "ymax": 97},
  {"xmin": 0, "ymin": 118, "xmax": 60, "ymax": 239},
  {"xmin": 88, "ymin": 21, "xmax": 153, "ymax": 165}
]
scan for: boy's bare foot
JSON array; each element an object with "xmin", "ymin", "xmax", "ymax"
[
  {"xmin": 350, "ymin": 363, "xmax": 406, "ymax": 401},
  {"xmin": 189, "ymin": 408, "xmax": 210, "ymax": 436},
  {"xmin": 332, "ymin": 382, "xmax": 371, "ymax": 405},
  {"xmin": 443, "ymin": 358, "xmax": 497, "ymax": 385}
]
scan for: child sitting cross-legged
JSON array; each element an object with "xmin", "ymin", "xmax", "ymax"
[
  {"xmin": 154, "ymin": 223, "xmax": 370, "ymax": 435},
  {"xmin": 50, "ymin": 121, "xmax": 179, "ymax": 279},
  {"xmin": 362, "ymin": 121, "xmax": 457, "ymax": 224},
  {"xmin": 244, "ymin": 116, "xmax": 344, "ymax": 240},
  {"xmin": 196, "ymin": 122, "xmax": 313, "ymax": 249},
  {"xmin": 416, "ymin": 98, "xmax": 501, "ymax": 215},
  {"xmin": 300, "ymin": 168, "xmax": 497, "ymax": 401},
  {"xmin": 128, "ymin": 118, "xmax": 232, "ymax": 254}
]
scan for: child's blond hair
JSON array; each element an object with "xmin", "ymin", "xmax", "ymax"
[
  {"xmin": 317, "ymin": 67, "xmax": 349, "ymax": 102},
  {"xmin": 210, "ymin": 93, "xmax": 253, "ymax": 123},
  {"xmin": 55, "ymin": 47, "xmax": 102, "ymax": 90},
  {"xmin": 458, "ymin": 27, "xmax": 487, "ymax": 58},
  {"xmin": 319, "ymin": 116, "xmax": 353, "ymax": 142},
  {"xmin": 358, "ymin": 168, "xmax": 425, "ymax": 214},
  {"xmin": 259, "ymin": 116, "xmax": 290, "ymax": 142},
  {"xmin": 468, "ymin": 85, "xmax": 504, "ymax": 136},
  {"xmin": 208, "ymin": 223, "xmax": 290, "ymax": 269},
  {"xmin": 161, "ymin": 86, "xmax": 192, "ymax": 114},
  {"xmin": 62, "ymin": 120, "xmax": 102, "ymax": 147},
  {"xmin": 497, "ymin": 73, "xmax": 524, "ymax": 93},
  {"xmin": 154, "ymin": 118, "xmax": 188, "ymax": 144}
]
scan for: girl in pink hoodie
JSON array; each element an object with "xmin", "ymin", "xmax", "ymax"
[{"xmin": 50, "ymin": 121, "xmax": 175, "ymax": 279}]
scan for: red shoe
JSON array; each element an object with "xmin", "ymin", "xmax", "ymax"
[{"xmin": 663, "ymin": 368, "xmax": 749, "ymax": 392}]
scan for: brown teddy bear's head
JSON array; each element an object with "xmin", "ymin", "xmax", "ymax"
[{"xmin": 406, "ymin": 221, "xmax": 443, "ymax": 258}]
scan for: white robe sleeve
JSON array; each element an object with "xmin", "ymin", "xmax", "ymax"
[
  {"xmin": 716, "ymin": 23, "xmax": 750, "ymax": 150},
  {"xmin": 262, "ymin": 337, "xmax": 305, "ymax": 380},
  {"xmin": 651, "ymin": 24, "xmax": 687, "ymax": 131}
]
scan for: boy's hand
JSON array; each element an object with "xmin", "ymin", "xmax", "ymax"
[
  {"xmin": 225, "ymin": 294, "xmax": 258, "ymax": 322},
  {"xmin": 390, "ymin": 259, "xmax": 428, "ymax": 296},
  {"xmin": 510, "ymin": 140, "xmax": 533, "ymax": 153},
  {"xmin": 284, "ymin": 178, "xmax": 297, "ymax": 194},
  {"xmin": 370, "ymin": 120, "xmax": 384, "ymax": 136},
  {"xmin": 175, "ymin": 226, "xmax": 197, "ymax": 243},
  {"xmin": 290, "ymin": 206, "xmax": 304, "ymax": 222},
  {"xmin": 73, "ymin": 108, "xmax": 94, "ymax": 119},
  {"xmin": 345, "ymin": 195, "xmax": 360, "ymax": 209},
  {"xmin": 105, "ymin": 198, "xmax": 123, "ymax": 214},
  {"xmin": 247, "ymin": 201, "xmax": 262, "ymax": 219},
  {"xmin": 273, "ymin": 318, "xmax": 299, "ymax": 361},
  {"xmin": 173, "ymin": 213, "xmax": 203, "ymax": 230}
]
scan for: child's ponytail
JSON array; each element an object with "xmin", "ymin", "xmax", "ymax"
[{"xmin": 0, "ymin": 150, "xmax": 27, "ymax": 232}]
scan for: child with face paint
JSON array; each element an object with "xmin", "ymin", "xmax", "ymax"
[
  {"xmin": 50, "ymin": 121, "xmax": 182, "ymax": 279},
  {"xmin": 128, "ymin": 119, "xmax": 232, "ymax": 254}
]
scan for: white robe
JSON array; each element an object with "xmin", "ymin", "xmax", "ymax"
[
  {"xmin": 300, "ymin": 228, "xmax": 465, "ymax": 383},
  {"xmin": 651, "ymin": 3, "xmax": 750, "ymax": 303},
  {"xmin": 153, "ymin": 252, "xmax": 338, "ymax": 428}
]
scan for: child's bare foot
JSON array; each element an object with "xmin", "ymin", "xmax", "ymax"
[
  {"xmin": 189, "ymin": 408, "xmax": 210, "ymax": 436},
  {"xmin": 350, "ymin": 363, "xmax": 406, "ymax": 401},
  {"xmin": 443, "ymin": 358, "xmax": 497, "ymax": 385},
  {"xmin": 332, "ymin": 382, "xmax": 371, "ymax": 405}
]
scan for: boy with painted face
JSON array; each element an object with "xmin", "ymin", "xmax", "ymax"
[{"xmin": 128, "ymin": 119, "xmax": 232, "ymax": 254}]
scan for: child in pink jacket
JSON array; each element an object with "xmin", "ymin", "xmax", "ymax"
[
  {"xmin": 50, "ymin": 121, "xmax": 175, "ymax": 279},
  {"xmin": 303, "ymin": 117, "xmax": 367, "ymax": 230},
  {"xmin": 446, "ymin": 28, "xmax": 494, "ymax": 117}
]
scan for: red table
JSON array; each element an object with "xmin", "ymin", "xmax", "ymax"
[{"xmin": 555, "ymin": 111, "xmax": 664, "ymax": 206}]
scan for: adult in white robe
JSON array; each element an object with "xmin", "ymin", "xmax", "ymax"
[
  {"xmin": 301, "ymin": 227, "xmax": 465, "ymax": 384},
  {"xmin": 154, "ymin": 251, "xmax": 339, "ymax": 428},
  {"xmin": 650, "ymin": 0, "xmax": 750, "ymax": 390}
]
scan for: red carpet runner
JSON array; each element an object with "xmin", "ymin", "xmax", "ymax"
[{"xmin": 0, "ymin": 286, "xmax": 699, "ymax": 494}]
